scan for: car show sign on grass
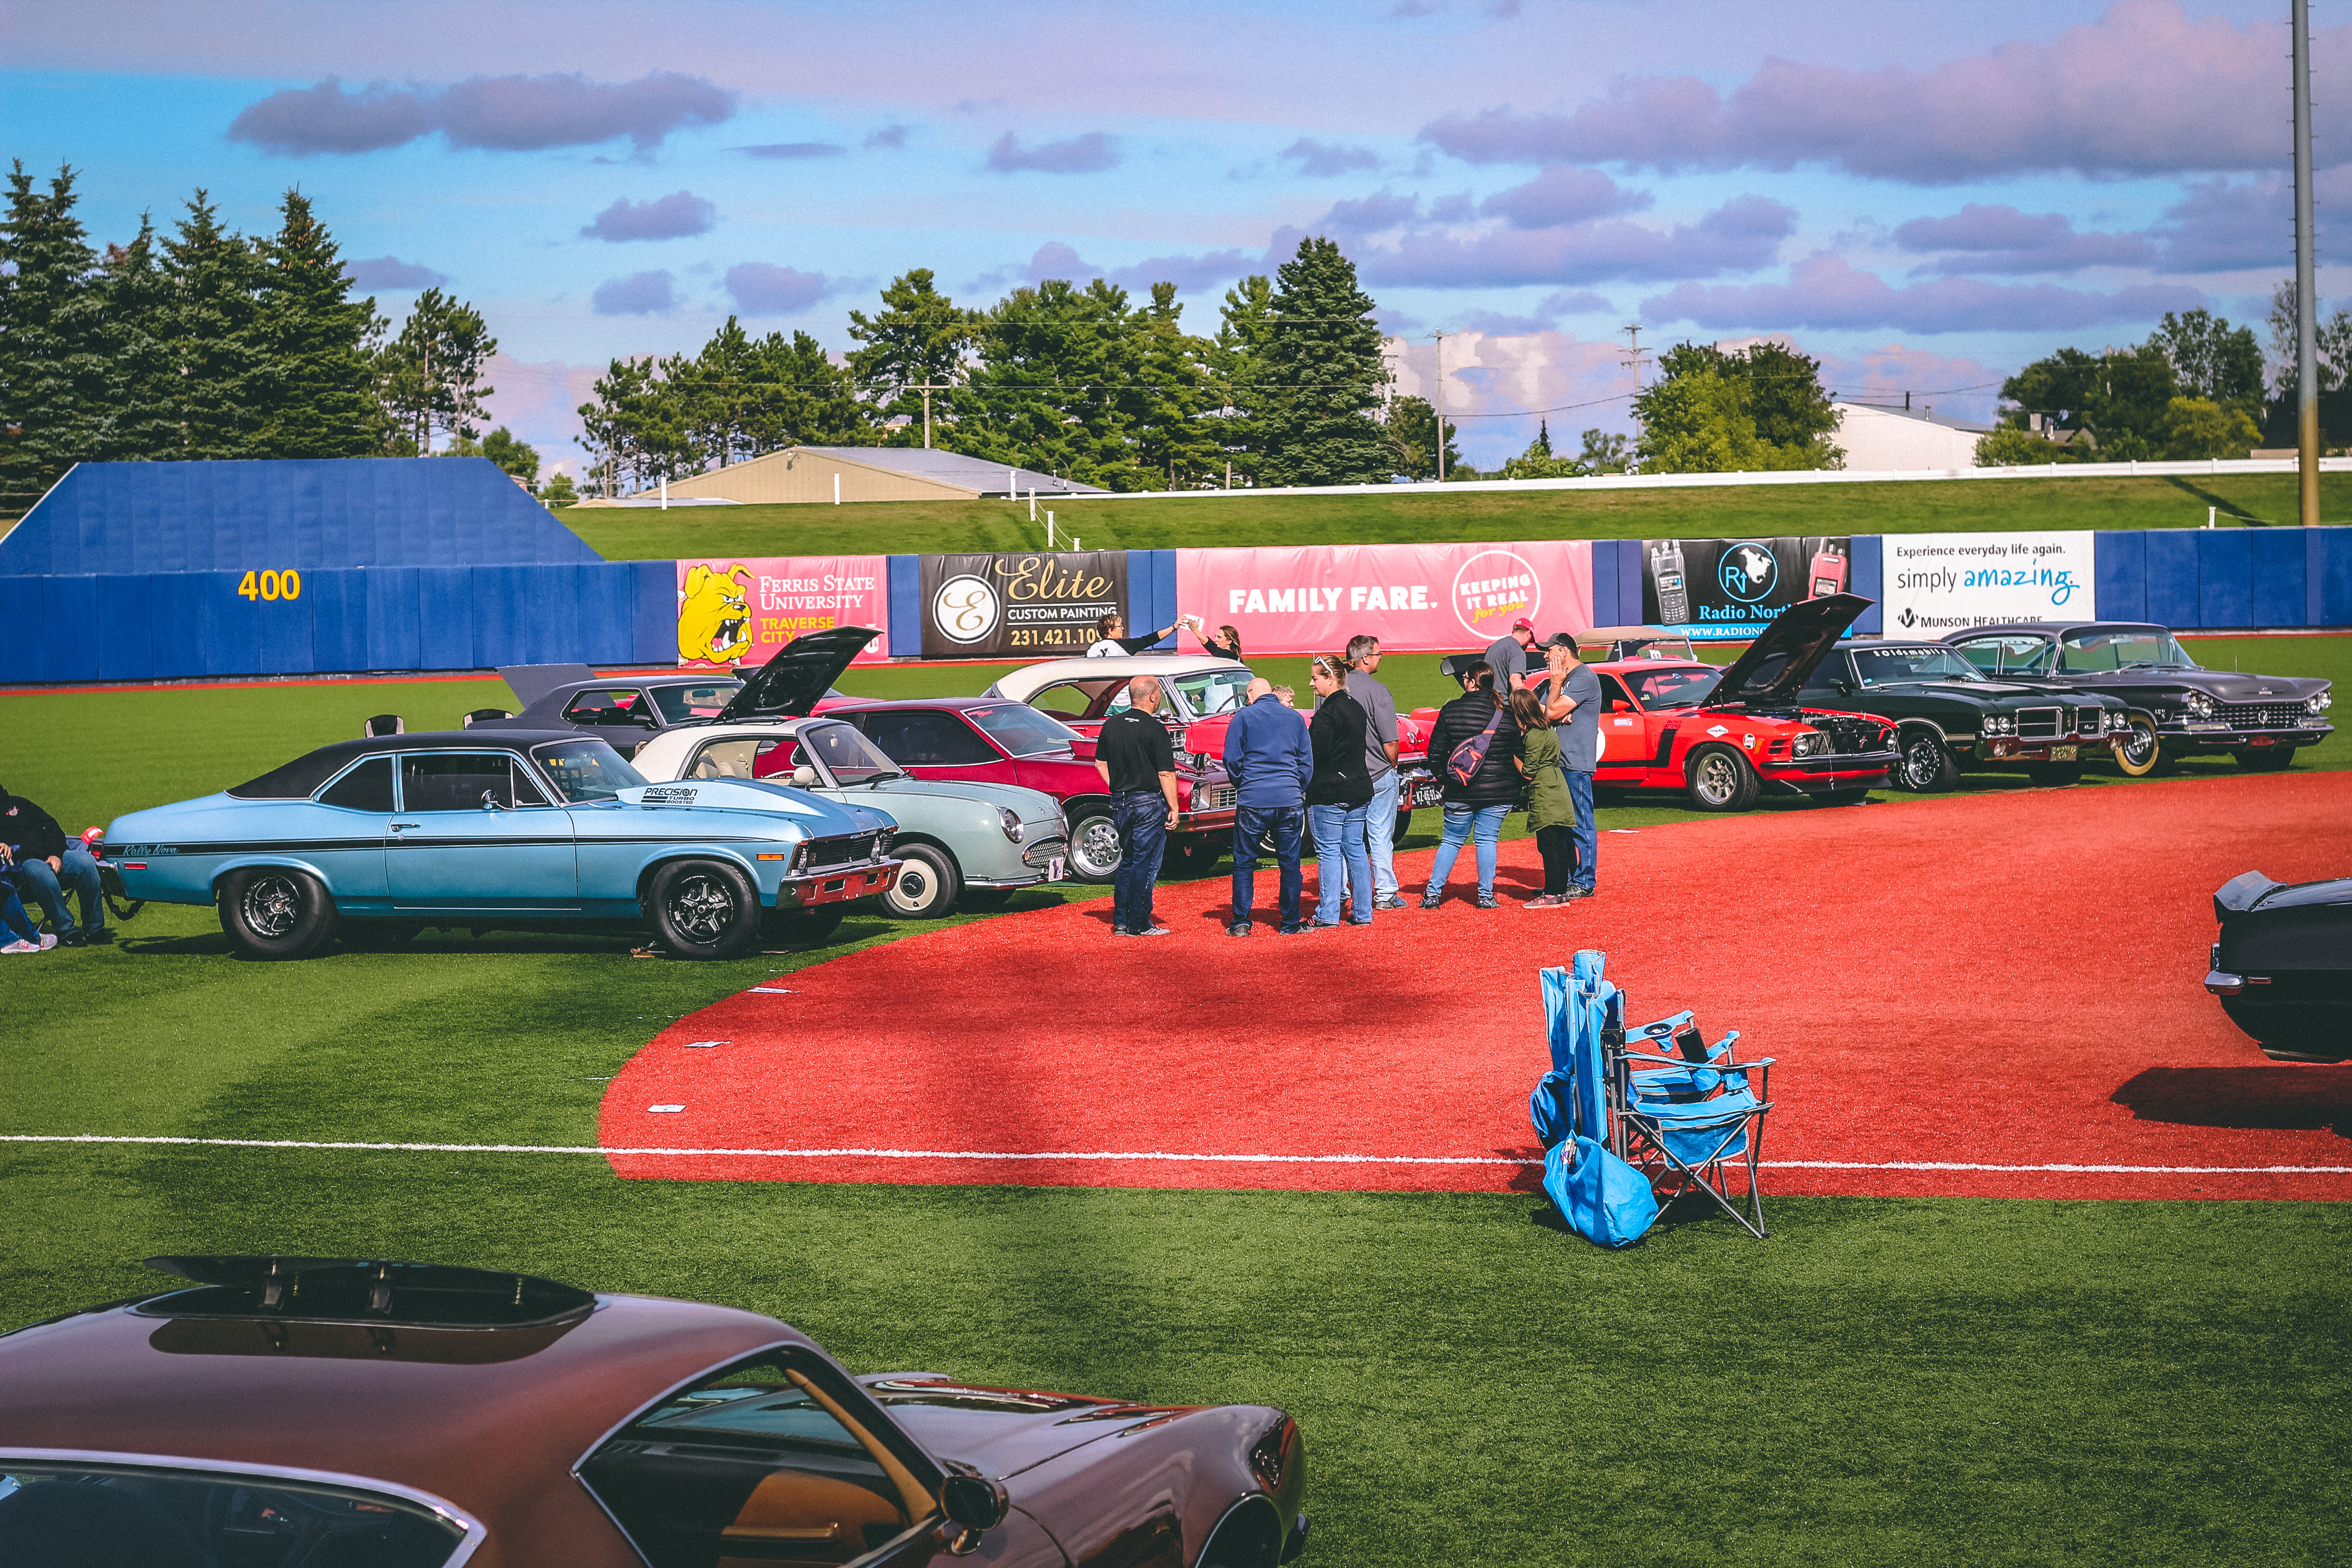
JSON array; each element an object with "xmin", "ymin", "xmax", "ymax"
[
  {"xmin": 1174, "ymin": 540, "xmax": 1594, "ymax": 654},
  {"xmin": 1641, "ymin": 535, "xmax": 1853, "ymax": 640},
  {"xmin": 1881, "ymin": 531, "xmax": 2095, "ymax": 636},
  {"xmin": 676, "ymin": 554, "xmax": 890, "ymax": 670},
  {"xmin": 919, "ymin": 549, "xmax": 1128, "ymax": 658}
]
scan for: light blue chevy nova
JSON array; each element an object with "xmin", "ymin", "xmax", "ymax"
[{"xmin": 105, "ymin": 732, "xmax": 900, "ymax": 960}]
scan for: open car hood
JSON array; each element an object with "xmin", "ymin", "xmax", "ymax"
[
  {"xmin": 500, "ymin": 663, "xmax": 598, "ymax": 708},
  {"xmin": 1705, "ymin": 593, "xmax": 1872, "ymax": 710},
  {"xmin": 716, "ymin": 627, "xmax": 879, "ymax": 721}
]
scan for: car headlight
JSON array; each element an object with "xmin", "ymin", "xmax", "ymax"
[
  {"xmin": 2185, "ymin": 692, "xmax": 2216, "ymax": 719},
  {"xmin": 1983, "ymin": 715, "xmax": 2010, "ymax": 735},
  {"xmin": 998, "ymin": 808, "xmax": 1025, "ymax": 843},
  {"xmin": 2311, "ymin": 691, "xmax": 2333, "ymax": 713},
  {"xmin": 1790, "ymin": 730, "xmax": 1826, "ymax": 758}
]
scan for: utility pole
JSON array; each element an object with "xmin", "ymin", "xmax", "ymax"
[
  {"xmin": 906, "ymin": 381, "xmax": 953, "ymax": 450},
  {"xmin": 1430, "ymin": 329, "xmax": 1448, "ymax": 483},
  {"xmin": 1620, "ymin": 323, "xmax": 1651, "ymax": 462},
  {"xmin": 2294, "ymin": 0, "xmax": 2321, "ymax": 528}
]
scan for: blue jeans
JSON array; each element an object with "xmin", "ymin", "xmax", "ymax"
[
  {"xmin": 0, "ymin": 881, "xmax": 37, "ymax": 943},
  {"xmin": 1110, "ymin": 791, "xmax": 1168, "ymax": 931},
  {"xmin": 15, "ymin": 846, "xmax": 102, "ymax": 937},
  {"xmin": 1564, "ymin": 768, "xmax": 1597, "ymax": 890},
  {"xmin": 1231, "ymin": 803, "xmax": 1304, "ymax": 930},
  {"xmin": 1425, "ymin": 803, "xmax": 1509, "ymax": 899},
  {"xmin": 1308, "ymin": 800, "xmax": 1374, "ymax": 925},
  {"xmin": 1363, "ymin": 770, "xmax": 1400, "ymax": 898}
]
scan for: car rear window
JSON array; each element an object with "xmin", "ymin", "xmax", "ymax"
[
  {"xmin": 0, "ymin": 1460, "xmax": 474, "ymax": 1566},
  {"xmin": 650, "ymin": 681, "xmax": 743, "ymax": 724},
  {"xmin": 966, "ymin": 705, "xmax": 1081, "ymax": 756},
  {"xmin": 858, "ymin": 710, "xmax": 996, "ymax": 765}
]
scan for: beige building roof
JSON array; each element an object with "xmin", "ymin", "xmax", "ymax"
[{"xmin": 665, "ymin": 446, "xmax": 1109, "ymax": 505}]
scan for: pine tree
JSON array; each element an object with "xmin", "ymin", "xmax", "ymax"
[
  {"xmin": 1205, "ymin": 274, "xmax": 1274, "ymax": 484},
  {"xmin": 844, "ymin": 270, "xmax": 975, "ymax": 446},
  {"xmin": 1255, "ymin": 238, "xmax": 1391, "ymax": 487},
  {"xmin": 1378, "ymin": 395, "xmax": 1455, "ymax": 480},
  {"xmin": 374, "ymin": 288, "xmax": 497, "ymax": 455},
  {"xmin": 0, "ymin": 162, "xmax": 111, "ymax": 502},
  {"xmin": 94, "ymin": 215, "xmax": 183, "ymax": 462},
  {"xmin": 163, "ymin": 189, "xmax": 267, "ymax": 459},
  {"xmin": 251, "ymin": 190, "xmax": 384, "ymax": 458},
  {"xmin": 1130, "ymin": 283, "xmax": 1221, "ymax": 490},
  {"xmin": 752, "ymin": 328, "xmax": 869, "ymax": 449}
]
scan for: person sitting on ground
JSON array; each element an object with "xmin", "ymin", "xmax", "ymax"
[
  {"xmin": 0, "ymin": 784, "xmax": 105, "ymax": 946},
  {"xmin": 1086, "ymin": 612, "xmax": 1187, "ymax": 657},
  {"xmin": 1513, "ymin": 690, "xmax": 1577, "ymax": 909},
  {"xmin": 0, "ymin": 850, "xmax": 52, "ymax": 954},
  {"xmin": 1421, "ymin": 662, "xmax": 1524, "ymax": 911}
]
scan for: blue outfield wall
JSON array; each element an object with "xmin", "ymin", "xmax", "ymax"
[{"xmin": 2093, "ymin": 527, "xmax": 2352, "ymax": 631}]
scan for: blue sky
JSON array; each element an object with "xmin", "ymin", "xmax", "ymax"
[{"xmin": 3, "ymin": 0, "xmax": 2342, "ymax": 472}]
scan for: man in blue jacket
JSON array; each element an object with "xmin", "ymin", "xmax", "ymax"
[{"xmin": 1222, "ymin": 677, "xmax": 1314, "ymax": 936}]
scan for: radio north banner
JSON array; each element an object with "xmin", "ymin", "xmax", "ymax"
[
  {"xmin": 1640, "ymin": 536, "xmax": 1853, "ymax": 640},
  {"xmin": 1174, "ymin": 541, "xmax": 1594, "ymax": 656},
  {"xmin": 675, "ymin": 555, "xmax": 890, "ymax": 670},
  {"xmin": 1882, "ymin": 532, "xmax": 2093, "ymax": 635},
  {"xmin": 921, "ymin": 550, "xmax": 1128, "ymax": 658}
]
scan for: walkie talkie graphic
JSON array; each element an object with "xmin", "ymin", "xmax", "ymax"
[
  {"xmin": 1808, "ymin": 541, "xmax": 1847, "ymax": 600},
  {"xmin": 1651, "ymin": 541, "xmax": 1689, "ymax": 624}
]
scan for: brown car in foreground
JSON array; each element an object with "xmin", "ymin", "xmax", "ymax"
[{"xmin": 0, "ymin": 1256, "xmax": 1308, "ymax": 1568}]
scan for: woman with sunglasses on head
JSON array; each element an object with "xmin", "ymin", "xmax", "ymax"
[
  {"xmin": 1420, "ymin": 661, "xmax": 1523, "ymax": 911},
  {"xmin": 1303, "ymin": 654, "xmax": 1375, "ymax": 928}
]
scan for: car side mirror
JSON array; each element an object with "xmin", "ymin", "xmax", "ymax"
[
  {"xmin": 790, "ymin": 765, "xmax": 818, "ymax": 787},
  {"xmin": 480, "ymin": 791, "xmax": 506, "ymax": 811},
  {"xmin": 941, "ymin": 1472, "xmax": 1009, "ymax": 1535}
]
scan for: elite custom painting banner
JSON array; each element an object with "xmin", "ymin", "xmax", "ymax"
[
  {"xmin": 1174, "ymin": 541, "xmax": 1594, "ymax": 655},
  {"xmin": 675, "ymin": 555, "xmax": 891, "ymax": 670},
  {"xmin": 1640, "ymin": 536, "xmax": 1853, "ymax": 640},
  {"xmin": 919, "ymin": 550, "xmax": 1129, "ymax": 659}
]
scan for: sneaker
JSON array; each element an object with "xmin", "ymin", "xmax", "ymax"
[
  {"xmin": 1131, "ymin": 923, "xmax": 1171, "ymax": 936},
  {"xmin": 1475, "ymin": 892, "xmax": 1499, "ymax": 910},
  {"xmin": 0, "ymin": 939, "xmax": 39, "ymax": 955},
  {"xmin": 1279, "ymin": 923, "xmax": 1315, "ymax": 936},
  {"xmin": 1311, "ymin": 920, "xmax": 1345, "ymax": 930},
  {"xmin": 83, "ymin": 927, "xmax": 113, "ymax": 944},
  {"xmin": 1525, "ymin": 894, "xmax": 1565, "ymax": 910},
  {"xmin": 60, "ymin": 930, "xmax": 86, "ymax": 948},
  {"xmin": 1226, "ymin": 922, "xmax": 1253, "ymax": 937},
  {"xmin": 1419, "ymin": 892, "xmax": 1442, "ymax": 910},
  {"xmin": 1373, "ymin": 893, "xmax": 1407, "ymax": 911},
  {"xmin": 1564, "ymin": 885, "xmax": 1595, "ymax": 901},
  {"xmin": 1108, "ymin": 926, "xmax": 1130, "ymax": 936}
]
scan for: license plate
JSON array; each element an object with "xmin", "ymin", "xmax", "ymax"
[
  {"xmin": 1411, "ymin": 781, "xmax": 1444, "ymax": 808},
  {"xmin": 1049, "ymin": 857, "xmax": 1067, "ymax": 882},
  {"xmin": 2051, "ymin": 745, "xmax": 2077, "ymax": 761}
]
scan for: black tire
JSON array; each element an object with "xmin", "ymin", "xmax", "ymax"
[
  {"xmin": 764, "ymin": 905, "xmax": 846, "ymax": 948},
  {"xmin": 2024, "ymin": 761, "xmax": 2084, "ymax": 787},
  {"xmin": 2234, "ymin": 747, "xmax": 2296, "ymax": 773},
  {"xmin": 1892, "ymin": 728, "xmax": 1960, "ymax": 793},
  {"xmin": 1067, "ymin": 809, "xmax": 1122, "ymax": 883},
  {"xmin": 217, "ymin": 867, "xmax": 338, "ymax": 960},
  {"xmin": 645, "ymin": 858, "xmax": 763, "ymax": 960},
  {"xmin": 1684, "ymin": 745, "xmax": 1759, "ymax": 812},
  {"xmin": 340, "ymin": 919, "xmax": 423, "ymax": 950},
  {"xmin": 880, "ymin": 842, "xmax": 962, "ymax": 919},
  {"xmin": 2113, "ymin": 712, "xmax": 2162, "ymax": 778}
]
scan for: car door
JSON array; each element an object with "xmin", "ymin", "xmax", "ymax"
[
  {"xmin": 387, "ymin": 751, "xmax": 578, "ymax": 911},
  {"xmin": 853, "ymin": 709, "xmax": 1014, "ymax": 785},
  {"xmin": 1593, "ymin": 673, "xmax": 1656, "ymax": 786},
  {"xmin": 304, "ymin": 754, "xmax": 396, "ymax": 902}
]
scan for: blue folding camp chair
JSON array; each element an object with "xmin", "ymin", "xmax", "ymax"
[{"xmin": 1607, "ymin": 1008, "xmax": 1775, "ymax": 1239}]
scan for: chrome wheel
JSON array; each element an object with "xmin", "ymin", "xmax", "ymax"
[
  {"xmin": 241, "ymin": 874, "xmax": 302, "ymax": 939},
  {"xmin": 1691, "ymin": 751, "xmax": 1741, "ymax": 806},
  {"xmin": 665, "ymin": 873, "xmax": 736, "ymax": 943},
  {"xmin": 2115, "ymin": 714, "xmax": 2161, "ymax": 777},
  {"xmin": 1897, "ymin": 732, "xmax": 1958, "ymax": 792},
  {"xmin": 1069, "ymin": 813, "xmax": 1123, "ymax": 882}
]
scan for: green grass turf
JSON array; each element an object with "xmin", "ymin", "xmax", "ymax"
[
  {"xmin": 559, "ymin": 470, "xmax": 2352, "ymax": 561},
  {"xmin": 3, "ymin": 657, "xmax": 2348, "ymax": 1564}
]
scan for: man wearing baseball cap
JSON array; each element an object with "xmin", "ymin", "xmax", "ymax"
[{"xmin": 1484, "ymin": 617, "xmax": 1539, "ymax": 700}]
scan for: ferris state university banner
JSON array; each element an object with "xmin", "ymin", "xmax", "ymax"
[
  {"xmin": 1174, "ymin": 541, "xmax": 1593, "ymax": 656},
  {"xmin": 918, "ymin": 549, "xmax": 1130, "ymax": 659},
  {"xmin": 675, "ymin": 555, "xmax": 891, "ymax": 670}
]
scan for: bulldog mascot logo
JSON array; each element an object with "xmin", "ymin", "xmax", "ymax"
[{"xmin": 678, "ymin": 563, "xmax": 754, "ymax": 666}]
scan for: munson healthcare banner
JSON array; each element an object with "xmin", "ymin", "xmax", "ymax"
[
  {"xmin": 675, "ymin": 555, "xmax": 891, "ymax": 670},
  {"xmin": 920, "ymin": 549, "xmax": 1129, "ymax": 659},
  {"xmin": 1640, "ymin": 536, "xmax": 1852, "ymax": 640},
  {"xmin": 1175, "ymin": 541, "xmax": 1594, "ymax": 655},
  {"xmin": 1881, "ymin": 532, "xmax": 2094, "ymax": 636}
]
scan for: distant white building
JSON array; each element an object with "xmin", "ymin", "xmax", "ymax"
[{"xmin": 1831, "ymin": 402, "xmax": 1994, "ymax": 471}]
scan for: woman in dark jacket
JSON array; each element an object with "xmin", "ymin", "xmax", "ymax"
[
  {"xmin": 1201, "ymin": 623, "xmax": 1244, "ymax": 661},
  {"xmin": 1303, "ymin": 654, "xmax": 1375, "ymax": 927},
  {"xmin": 1420, "ymin": 662, "xmax": 1523, "ymax": 910}
]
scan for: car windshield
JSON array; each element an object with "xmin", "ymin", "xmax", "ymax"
[
  {"xmin": 1626, "ymin": 666, "xmax": 1723, "ymax": 709},
  {"xmin": 1851, "ymin": 646, "xmax": 1983, "ymax": 685},
  {"xmin": 649, "ymin": 680, "xmax": 743, "ymax": 724},
  {"xmin": 801, "ymin": 720, "xmax": 902, "ymax": 783},
  {"xmin": 968, "ymin": 704, "xmax": 1082, "ymax": 755},
  {"xmin": 2060, "ymin": 627, "xmax": 2200, "ymax": 672},
  {"xmin": 529, "ymin": 739, "xmax": 647, "ymax": 803},
  {"xmin": 1169, "ymin": 668, "xmax": 1254, "ymax": 717},
  {"xmin": 0, "ymin": 1463, "xmax": 470, "ymax": 1567}
]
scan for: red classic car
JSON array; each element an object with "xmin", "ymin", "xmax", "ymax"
[
  {"xmin": 0, "ymin": 1255, "xmax": 1309, "ymax": 1568},
  {"xmin": 828, "ymin": 697, "xmax": 1239, "ymax": 882}
]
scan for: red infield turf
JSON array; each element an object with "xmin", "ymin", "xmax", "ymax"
[{"xmin": 602, "ymin": 772, "xmax": 2352, "ymax": 1200}]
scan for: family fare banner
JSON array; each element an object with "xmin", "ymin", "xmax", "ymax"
[
  {"xmin": 1881, "ymin": 532, "xmax": 2095, "ymax": 636},
  {"xmin": 675, "ymin": 555, "xmax": 891, "ymax": 670},
  {"xmin": 1175, "ymin": 541, "xmax": 1593, "ymax": 655}
]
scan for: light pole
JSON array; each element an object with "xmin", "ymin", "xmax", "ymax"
[
  {"xmin": 2294, "ymin": 0, "xmax": 2321, "ymax": 528},
  {"xmin": 1430, "ymin": 329, "xmax": 1448, "ymax": 482}
]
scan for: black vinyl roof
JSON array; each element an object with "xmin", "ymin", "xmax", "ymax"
[{"xmin": 226, "ymin": 730, "xmax": 590, "ymax": 799}]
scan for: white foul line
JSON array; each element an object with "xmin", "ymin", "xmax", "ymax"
[{"xmin": 1, "ymin": 1134, "xmax": 2348, "ymax": 1176}]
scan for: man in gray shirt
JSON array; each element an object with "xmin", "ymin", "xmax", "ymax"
[
  {"xmin": 1344, "ymin": 634, "xmax": 1406, "ymax": 910},
  {"xmin": 1484, "ymin": 618, "xmax": 1537, "ymax": 698},
  {"xmin": 1539, "ymin": 637, "xmax": 1602, "ymax": 898}
]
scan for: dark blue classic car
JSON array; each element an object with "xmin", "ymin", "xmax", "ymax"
[
  {"xmin": 2205, "ymin": 871, "xmax": 2352, "ymax": 1062},
  {"xmin": 105, "ymin": 733, "xmax": 899, "ymax": 960}
]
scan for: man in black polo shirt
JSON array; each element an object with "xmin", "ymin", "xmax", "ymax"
[{"xmin": 1093, "ymin": 674, "xmax": 1180, "ymax": 936}]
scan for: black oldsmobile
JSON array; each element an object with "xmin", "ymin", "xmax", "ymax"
[
  {"xmin": 1942, "ymin": 622, "xmax": 2333, "ymax": 775},
  {"xmin": 1796, "ymin": 640, "xmax": 2129, "ymax": 791},
  {"xmin": 2205, "ymin": 871, "xmax": 2352, "ymax": 1062}
]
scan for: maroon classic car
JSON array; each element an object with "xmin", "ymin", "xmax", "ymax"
[
  {"xmin": 0, "ymin": 1256, "xmax": 1309, "ymax": 1568},
  {"xmin": 828, "ymin": 698, "xmax": 1240, "ymax": 882}
]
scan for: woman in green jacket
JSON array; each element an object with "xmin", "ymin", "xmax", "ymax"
[{"xmin": 1512, "ymin": 690, "xmax": 1577, "ymax": 908}]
